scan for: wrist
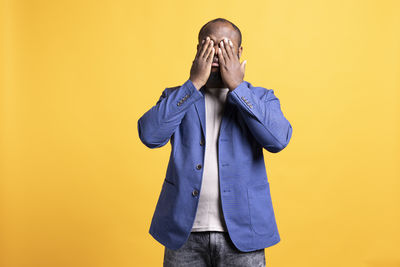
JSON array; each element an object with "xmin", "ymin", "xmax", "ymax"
[
  {"xmin": 189, "ymin": 79, "xmax": 203, "ymax": 91},
  {"xmin": 229, "ymin": 80, "xmax": 243, "ymax": 91}
]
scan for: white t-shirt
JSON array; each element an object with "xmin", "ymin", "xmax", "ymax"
[{"xmin": 191, "ymin": 86, "xmax": 230, "ymax": 232}]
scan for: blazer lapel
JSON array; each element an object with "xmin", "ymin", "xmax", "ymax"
[
  {"xmin": 194, "ymin": 86, "xmax": 206, "ymax": 138},
  {"xmin": 220, "ymin": 94, "xmax": 234, "ymax": 133}
]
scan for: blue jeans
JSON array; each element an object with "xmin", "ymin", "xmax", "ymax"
[{"xmin": 163, "ymin": 231, "xmax": 266, "ymax": 267}]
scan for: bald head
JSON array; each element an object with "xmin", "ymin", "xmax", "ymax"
[{"xmin": 198, "ymin": 18, "xmax": 242, "ymax": 48}]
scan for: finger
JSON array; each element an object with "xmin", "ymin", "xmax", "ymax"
[
  {"xmin": 206, "ymin": 47, "xmax": 215, "ymax": 63},
  {"xmin": 199, "ymin": 36, "xmax": 211, "ymax": 59},
  {"xmin": 203, "ymin": 39, "xmax": 214, "ymax": 59},
  {"xmin": 241, "ymin": 59, "xmax": 247, "ymax": 72},
  {"xmin": 224, "ymin": 38, "xmax": 234, "ymax": 59},
  {"xmin": 195, "ymin": 39, "xmax": 205, "ymax": 59},
  {"xmin": 217, "ymin": 47, "xmax": 225, "ymax": 66},
  {"xmin": 219, "ymin": 40, "xmax": 230, "ymax": 62},
  {"xmin": 196, "ymin": 38, "xmax": 206, "ymax": 59},
  {"xmin": 227, "ymin": 39, "xmax": 236, "ymax": 59}
]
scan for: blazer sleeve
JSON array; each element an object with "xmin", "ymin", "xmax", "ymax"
[
  {"xmin": 227, "ymin": 81, "xmax": 293, "ymax": 153},
  {"xmin": 137, "ymin": 79, "xmax": 203, "ymax": 148}
]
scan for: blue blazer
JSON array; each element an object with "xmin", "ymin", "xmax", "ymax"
[{"xmin": 137, "ymin": 79, "xmax": 293, "ymax": 252}]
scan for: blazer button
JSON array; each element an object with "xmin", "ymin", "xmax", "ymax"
[
  {"xmin": 192, "ymin": 189, "xmax": 199, "ymax": 197},
  {"xmin": 200, "ymin": 139, "xmax": 205, "ymax": 146},
  {"xmin": 196, "ymin": 164, "xmax": 202, "ymax": 170}
]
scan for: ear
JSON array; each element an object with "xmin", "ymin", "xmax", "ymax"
[{"xmin": 238, "ymin": 46, "xmax": 243, "ymax": 58}]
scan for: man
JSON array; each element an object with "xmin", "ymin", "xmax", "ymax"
[{"xmin": 138, "ymin": 18, "xmax": 293, "ymax": 267}]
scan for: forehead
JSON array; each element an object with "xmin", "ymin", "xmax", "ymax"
[{"xmin": 200, "ymin": 22, "xmax": 239, "ymax": 43}]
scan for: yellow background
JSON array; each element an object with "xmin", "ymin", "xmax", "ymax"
[{"xmin": 1, "ymin": 0, "xmax": 399, "ymax": 266}]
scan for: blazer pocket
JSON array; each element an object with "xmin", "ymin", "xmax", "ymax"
[
  {"xmin": 247, "ymin": 182, "xmax": 275, "ymax": 236},
  {"xmin": 164, "ymin": 177, "xmax": 175, "ymax": 186},
  {"xmin": 153, "ymin": 178, "xmax": 176, "ymax": 220}
]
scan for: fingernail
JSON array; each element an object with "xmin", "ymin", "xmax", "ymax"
[
  {"xmin": 206, "ymin": 36, "xmax": 210, "ymax": 40},
  {"xmin": 219, "ymin": 48, "xmax": 222, "ymax": 53},
  {"xmin": 229, "ymin": 40, "xmax": 233, "ymax": 47},
  {"xmin": 220, "ymin": 40, "xmax": 224, "ymax": 46}
]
